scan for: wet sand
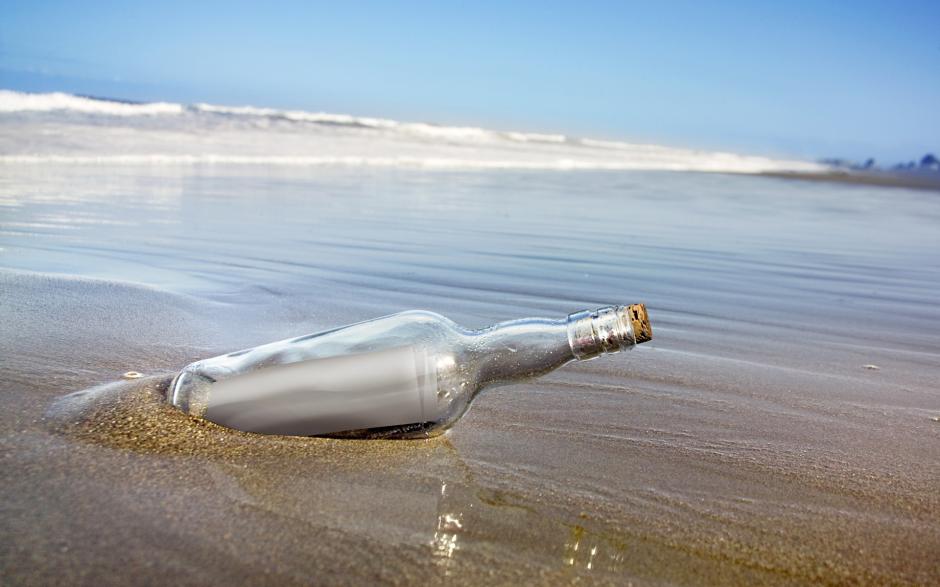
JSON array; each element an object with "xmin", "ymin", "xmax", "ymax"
[
  {"xmin": 1, "ymin": 165, "xmax": 939, "ymax": 585},
  {"xmin": 760, "ymin": 170, "xmax": 940, "ymax": 192}
]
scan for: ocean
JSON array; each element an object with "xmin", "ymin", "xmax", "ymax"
[{"xmin": 0, "ymin": 90, "xmax": 825, "ymax": 172}]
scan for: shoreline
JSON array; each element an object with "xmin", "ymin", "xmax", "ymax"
[{"xmin": 759, "ymin": 169, "xmax": 940, "ymax": 191}]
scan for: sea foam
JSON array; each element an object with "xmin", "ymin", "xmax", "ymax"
[
  {"xmin": 0, "ymin": 90, "xmax": 825, "ymax": 173},
  {"xmin": 0, "ymin": 90, "xmax": 183, "ymax": 116}
]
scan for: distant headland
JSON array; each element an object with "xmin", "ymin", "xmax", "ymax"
[{"xmin": 763, "ymin": 153, "xmax": 940, "ymax": 192}]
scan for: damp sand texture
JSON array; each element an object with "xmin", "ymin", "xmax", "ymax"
[{"xmin": 1, "ymin": 166, "xmax": 939, "ymax": 586}]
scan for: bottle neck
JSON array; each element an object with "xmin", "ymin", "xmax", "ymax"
[
  {"xmin": 469, "ymin": 305, "xmax": 650, "ymax": 387},
  {"xmin": 566, "ymin": 305, "xmax": 648, "ymax": 360},
  {"xmin": 469, "ymin": 318, "xmax": 572, "ymax": 387}
]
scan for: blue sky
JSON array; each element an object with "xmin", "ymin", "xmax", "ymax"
[{"xmin": 2, "ymin": 0, "xmax": 938, "ymax": 161}]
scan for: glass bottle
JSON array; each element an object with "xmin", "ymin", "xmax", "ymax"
[{"xmin": 168, "ymin": 305, "xmax": 651, "ymax": 439}]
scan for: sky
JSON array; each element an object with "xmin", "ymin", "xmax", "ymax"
[{"xmin": 1, "ymin": 0, "xmax": 938, "ymax": 162}]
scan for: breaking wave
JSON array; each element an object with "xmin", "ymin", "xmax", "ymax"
[
  {"xmin": 0, "ymin": 90, "xmax": 825, "ymax": 173},
  {"xmin": 0, "ymin": 90, "xmax": 183, "ymax": 116}
]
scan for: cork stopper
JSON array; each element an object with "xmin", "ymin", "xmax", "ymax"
[{"xmin": 627, "ymin": 304, "xmax": 652, "ymax": 344}]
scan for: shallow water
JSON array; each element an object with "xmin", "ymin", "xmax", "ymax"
[{"xmin": 1, "ymin": 165, "xmax": 939, "ymax": 585}]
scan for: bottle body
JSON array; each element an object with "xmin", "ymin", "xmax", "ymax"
[{"xmin": 168, "ymin": 305, "xmax": 651, "ymax": 439}]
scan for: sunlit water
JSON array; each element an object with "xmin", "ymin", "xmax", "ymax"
[{"xmin": 1, "ymin": 164, "xmax": 938, "ymax": 585}]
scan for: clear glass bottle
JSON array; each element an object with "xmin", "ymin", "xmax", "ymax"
[{"xmin": 168, "ymin": 305, "xmax": 651, "ymax": 439}]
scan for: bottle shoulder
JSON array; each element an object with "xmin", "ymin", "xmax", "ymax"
[
  {"xmin": 387, "ymin": 309, "xmax": 461, "ymax": 327},
  {"xmin": 348, "ymin": 310, "xmax": 466, "ymax": 341}
]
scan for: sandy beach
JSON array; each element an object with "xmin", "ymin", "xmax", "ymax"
[
  {"xmin": 1, "ymin": 164, "xmax": 939, "ymax": 585},
  {"xmin": 760, "ymin": 170, "xmax": 940, "ymax": 192}
]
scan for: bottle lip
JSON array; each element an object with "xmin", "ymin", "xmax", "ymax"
[{"xmin": 566, "ymin": 304, "xmax": 651, "ymax": 360}]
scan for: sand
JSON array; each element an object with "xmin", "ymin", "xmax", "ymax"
[
  {"xmin": 760, "ymin": 170, "xmax": 940, "ymax": 192},
  {"xmin": 1, "ymin": 165, "xmax": 938, "ymax": 585}
]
